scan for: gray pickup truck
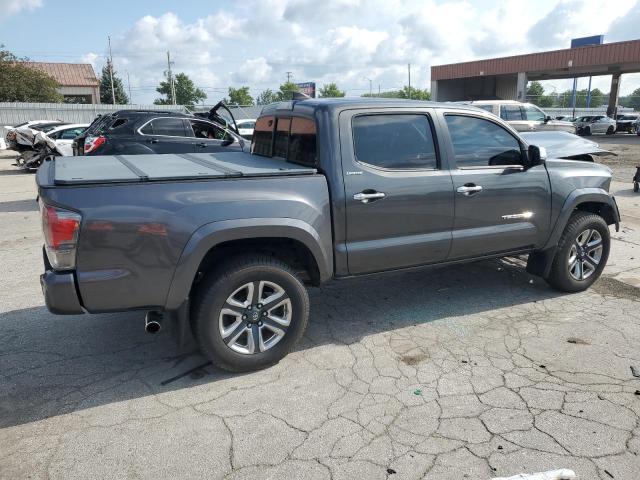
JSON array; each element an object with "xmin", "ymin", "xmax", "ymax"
[{"xmin": 37, "ymin": 98, "xmax": 620, "ymax": 372}]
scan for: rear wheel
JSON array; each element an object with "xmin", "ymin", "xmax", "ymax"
[
  {"xmin": 546, "ymin": 212, "xmax": 610, "ymax": 292},
  {"xmin": 584, "ymin": 126, "xmax": 592, "ymax": 136},
  {"xmin": 192, "ymin": 255, "xmax": 309, "ymax": 372},
  {"xmin": 606, "ymin": 126, "xmax": 615, "ymax": 135}
]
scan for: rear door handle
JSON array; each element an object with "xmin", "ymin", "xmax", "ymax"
[
  {"xmin": 149, "ymin": 138, "xmax": 159, "ymax": 144},
  {"xmin": 195, "ymin": 142, "xmax": 207, "ymax": 148},
  {"xmin": 456, "ymin": 185, "xmax": 483, "ymax": 196},
  {"xmin": 353, "ymin": 191, "xmax": 386, "ymax": 203}
]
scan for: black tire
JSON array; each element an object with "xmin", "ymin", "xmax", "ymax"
[
  {"xmin": 606, "ymin": 126, "xmax": 615, "ymax": 135},
  {"xmin": 546, "ymin": 212, "xmax": 610, "ymax": 293},
  {"xmin": 584, "ymin": 126, "xmax": 592, "ymax": 136},
  {"xmin": 634, "ymin": 181, "xmax": 639, "ymax": 193},
  {"xmin": 192, "ymin": 255, "xmax": 309, "ymax": 372}
]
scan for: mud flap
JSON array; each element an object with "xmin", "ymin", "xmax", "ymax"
[{"xmin": 526, "ymin": 247, "xmax": 556, "ymax": 279}]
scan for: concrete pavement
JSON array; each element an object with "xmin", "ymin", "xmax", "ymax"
[{"xmin": 0, "ymin": 151, "xmax": 639, "ymax": 480}]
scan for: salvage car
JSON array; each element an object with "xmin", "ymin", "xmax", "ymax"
[
  {"xmin": 616, "ymin": 114, "xmax": 638, "ymax": 134},
  {"xmin": 14, "ymin": 123, "xmax": 88, "ymax": 169},
  {"xmin": 574, "ymin": 115, "xmax": 616, "ymax": 136},
  {"xmin": 75, "ymin": 103, "xmax": 244, "ymax": 156},
  {"xmin": 5, "ymin": 120, "xmax": 67, "ymax": 152},
  {"xmin": 465, "ymin": 100, "xmax": 576, "ymax": 133},
  {"xmin": 37, "ymin": 98, "xmax": 619, "ymax": 372}
]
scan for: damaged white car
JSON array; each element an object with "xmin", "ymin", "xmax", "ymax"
[{"xmin": 12, "ymin": 123, "xmax": 88, "ymax": 170}]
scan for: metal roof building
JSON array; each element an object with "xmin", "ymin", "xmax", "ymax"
[
  {"xmin": 23, "ymin": 62, "xmax": 100, "ymax": 104},
  {"xmin": 430, "ymin": 39, "xmax": 640, "ymax": 115}
]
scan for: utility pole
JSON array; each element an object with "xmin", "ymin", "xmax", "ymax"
[
  {"xmin": 126, "ymin": 71, "xmax": 132, "ymax": 104},
  {"xmin": 167, "ymin": 51, "xmax": 176, "ymax": 105},
  {"xmin": 408, "ymin": 63, "xmax": 411, "ymax": 99},
  {"xmin": 286, "ymin": 71, "xmax": 293, "ymax": 83},
  {"xmin": 108, "ymin": 36, "xmax": 115, "ymax": 105},
  {"xmin": 363, "ymin": 77, "xmax": 372, "ymax": 97},
  {"xmin": 378, "ymin": 84, "xmax": 380, "ymax": 97}
]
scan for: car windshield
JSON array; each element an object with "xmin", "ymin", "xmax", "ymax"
[{"xmin": 621, "ymin": 115, "xmax": 638, "ymax": 120}]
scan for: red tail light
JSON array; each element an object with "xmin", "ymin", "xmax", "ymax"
[
  {"xmin": 84, "ymin": 135, "xmax": 106, "ymax": 154},
  {"xmin": 41, "ymin": 202, "xmax": 81, "ymax": 270}
]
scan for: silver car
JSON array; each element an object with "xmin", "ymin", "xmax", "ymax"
[
  {"xmin": 574, "ymin": 115, "xmax": 617, "ymax": 136},
  {"xmin": 467, "ymin": 100, "xmax": 576, "ymax": 134}
]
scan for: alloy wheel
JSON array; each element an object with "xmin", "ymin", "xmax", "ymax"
[
  {"xmin": 218, "ymin": 281, "xmax": 292, "ymax": 354},
  {"xmin": 568, "ymin": 228, "xmax": 603, "ymax": 281}
]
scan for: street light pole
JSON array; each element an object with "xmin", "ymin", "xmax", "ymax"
[{"xmin": 363, "ymin": 77, "xmax": 372, "ymax": 97}]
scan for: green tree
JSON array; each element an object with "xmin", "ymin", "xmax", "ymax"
[
  {"xmin": 526, "ymin": 81, "xmax": 545, "ymax": 105},
  {"xmin": 275, "ymin": 81, "xmax": 300, "ymax": 101},
  {"xmin": 256, "ymin": 89, "xmax": 278, "ymax": 105},
  {"xmin": 620, "ymin": 88, "xmax": 640, "ymax": 110},
  {"xmin": 225, "ymin": 86, "xmax": 254, "ymax": 106},
  {"xmin": 154, "ymin": 72, "xmax": 206, "ymax": 107},
  {"xmin": 399, "ymin": 86, "xmax": 430, "ymax": 100},
  {"xmin": 99, "ymin": 61, "xmax": 129, "ymax": 104},
  {"xmin": 0, "ymin": 46, "xmax": 62, "ymax": 102},
  {"xmin": 319, "ymin": 83, "xmax": 345, "ymax": 98},
  {"xmin": 362, "ymin": 85, "xmax": 430, "ymax": 100},
  {"xmin": 558, "ymin": 88, "xmax": 607, "ymax": 108}
]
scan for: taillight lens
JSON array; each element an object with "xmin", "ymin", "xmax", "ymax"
[
  {"xmin": 40, "ymin": 202, "xmax": 81, "ymax": 270},
  {"xmin": 84, "ymin": 135, "xmax": 105, "ymax": 154}
]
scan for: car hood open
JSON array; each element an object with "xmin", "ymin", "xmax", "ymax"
[{"xmin": 520, "ymin": 130, "xmax": 615, "ymax": 160}]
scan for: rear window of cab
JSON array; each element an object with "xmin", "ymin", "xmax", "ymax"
[{"xmin": 251, "ymin": 115, "xmax": 318, "ymax": 167}]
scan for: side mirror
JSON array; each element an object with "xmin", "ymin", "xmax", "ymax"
[
  {"xmin": 544, "ymin": 115, "xmax": 552, "ymax": 123},
  {"xmin": 528, "ymin": 145, "xmax": 547, "ymax": 167}
]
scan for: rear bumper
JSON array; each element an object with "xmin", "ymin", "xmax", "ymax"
[{"xmin": 40, "ymin": 270, "xmax": 84, "ymax": 315}]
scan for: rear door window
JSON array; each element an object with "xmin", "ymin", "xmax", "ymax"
[
  {"xmin": 352, "ymin": 114, "xmax": 437, "ymax": 169},
  {"xmin": 141, "ymin": 118, "xmax": 187, "ymax": 136},
  {"xmin": 500, "ymin": 105, "xmax": 524, "ymax": 121}
]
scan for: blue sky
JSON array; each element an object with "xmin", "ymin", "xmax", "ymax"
[{"xmin": 2, "ymin": 0, "xmax": 640, "ymax": 104}]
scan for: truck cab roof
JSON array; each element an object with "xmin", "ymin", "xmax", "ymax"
[{"xmin": 260, "ymin": 97, "xmax": 484, "ymax": 117}]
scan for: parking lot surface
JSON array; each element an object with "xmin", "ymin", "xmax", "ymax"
[{"xmin": 1, "ymin": 141, "xmax": 640, "ymax": 479}]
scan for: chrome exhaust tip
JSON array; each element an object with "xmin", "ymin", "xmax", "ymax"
[{"xmin": 145, "ymin": 311, "xmax": 162, "ymax": 334}]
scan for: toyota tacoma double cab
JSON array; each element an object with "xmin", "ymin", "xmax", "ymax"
[{"xmin": 37, "ymin": 98, "xmax": 620, "ymax": 372}]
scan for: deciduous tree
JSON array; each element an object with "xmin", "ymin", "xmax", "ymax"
[
  {"xmin": 0, "ymin": 46, "xmax": 62, "ymax": 102},
  {"xmin": 155, "ymin": 72, "xmax": 206, "ymax": 107}
]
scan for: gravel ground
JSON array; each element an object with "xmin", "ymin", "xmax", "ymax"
[{"xmin": 1, "ymin": 145, "xmax": 640, "ymax": 480}]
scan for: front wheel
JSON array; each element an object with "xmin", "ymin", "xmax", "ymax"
[
  {"xmin": 546, "ymin": 212, "xmax": 610, "ymax": 293},
  {"xmin": 192, "ymin": 255, "xmax": 309, "ymax": 372},
  {"xmin": 606, "ymin": 126, "xmax": 615, "ymax": 135}
]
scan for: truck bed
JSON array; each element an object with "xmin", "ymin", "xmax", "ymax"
[{"xmin": 40, "ymin": 151, "xmax": 317, "ymax": 186}]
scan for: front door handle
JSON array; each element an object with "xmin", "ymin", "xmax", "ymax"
[
  {"xmin": 149, "ymin": 138, "xmax": 159, "ymax": 144},
  {"xmin": 195, "ymin": 142, "xmax": 207, "ymax": 148},
  {"xmin": 456, "ymin": 185, "xmax": 483, "ymax": 196},
  {"xmin": 353, "ymin": 191, "xmax": 386, "ymax": 203}
]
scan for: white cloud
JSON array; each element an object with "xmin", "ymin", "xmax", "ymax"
[
  {"xmin": 0, "ymin": 0, "xmax": 41, "ymax": 17},
  {"xmin": 233, "ymin": 57, "xmax": 273, "ymax": 83},
  {"xmin": 79, "ymin": 0, "xmax": 640, "ymax": 104}
]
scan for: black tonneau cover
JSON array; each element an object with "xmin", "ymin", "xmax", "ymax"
[{"xmin": 51, "ymin": 152, "xmax": 316, "ymax": 185}]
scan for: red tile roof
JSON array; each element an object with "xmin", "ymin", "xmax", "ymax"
[{"xmin": 21, "ymin": 62, "xmax": 99, "ymax": 87}]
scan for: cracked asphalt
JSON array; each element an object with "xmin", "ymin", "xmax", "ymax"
[{"xmin": 1, "ymin": 143, "xmax": 640, "ymax": 480}]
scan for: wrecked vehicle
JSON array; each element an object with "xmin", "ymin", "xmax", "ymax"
[
  {"xmin": 4, "ymin": 120, "xmax": 67, "ymax": 152},
  {"xmin": 519, "ymin": 130, "xmax": 615, "ymax": 163},
  {"xmin": 73, "ymin": 102, "xmax": 243, "ymax": 156},
  {"xmin": 37, "ymin": 98, "xmax": 619, "ymax": 372},
  {"xmin": 13, "ymin": 124, "xmax": 88, "ymax": 170}
]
